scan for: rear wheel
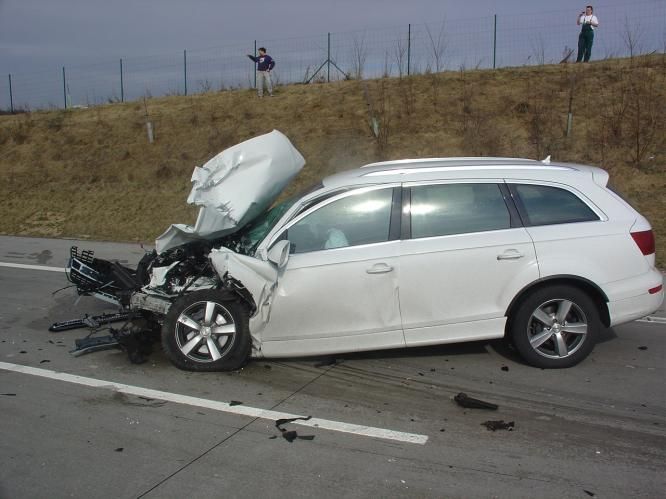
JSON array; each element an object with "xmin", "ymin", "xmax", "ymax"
[
  {"xmin": 509, "ymin": 285, "xmax": 600, "ymax": 368},
  {"xmin": 162, "ymin": 290, "xmax": 250, "ymax": 372}
]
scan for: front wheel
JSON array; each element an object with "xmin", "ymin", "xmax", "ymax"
[
  {"xmin": 162, "ymin": 290, "xmax": 251, "ymax": 372},
  {"xmin": 509, "ymin": 285, "xmax": 600, "ymax": 368}
]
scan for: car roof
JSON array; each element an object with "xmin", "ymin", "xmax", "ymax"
[{"xmin": 321, "ymin": 157, "xmax": 607, "ymax": 189}]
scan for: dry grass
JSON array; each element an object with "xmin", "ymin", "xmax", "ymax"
[{"xmin": 1, "ymin": 55, "xmax": 664, "ymax": 267}]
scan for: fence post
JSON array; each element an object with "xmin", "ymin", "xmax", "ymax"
[
  {"xmin": 62, "ymin": 66, "xmax": 67, "ymax": 109},
  {"xmin": 327, "ymin": 33, "xmax": 331, "ymax": 82},
  {"xmin": 407, "ymin": 24, "xmax": 411, "ymax": 76},
  {"xmin": 493, "ymin": 14, "xmax": 497, "ymax": 69},
  {"xmin": 183, "ymin": 50, "xmax": 188, "ymax": 96},
  {"xmin": 8, "ymin": 74, "xmax": 13, "ymax": 113},
  {"xmin": 254, "ymin": 40, "xmax": 257, "ymax": 89},
  {"xmin": 120, "ymin": 59, "xmax": 124, "ymax": 103}
]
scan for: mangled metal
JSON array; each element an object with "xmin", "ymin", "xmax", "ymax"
[
  {"xmin": 155, "ymin": 130, "xmax": 305, "ymax": 254},
  {"xmin": 59, "ymin": 131, "xmax": 304, "ymax": 365}
]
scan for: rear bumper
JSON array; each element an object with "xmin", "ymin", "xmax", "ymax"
[{"xmin": 606, "ymin": 269, "xmax": 664, "ymax": 326}]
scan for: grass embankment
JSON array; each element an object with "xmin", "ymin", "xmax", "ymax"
[{"xmin": 0, "ymin": 55, "xmax": 664, "ymax": 267}]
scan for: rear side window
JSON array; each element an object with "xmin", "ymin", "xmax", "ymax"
[
  {"xmin": 410, "ymin": 183, "xmax": 511, "ymax": 238},
  {"xmin": 512, "ymin": 184, "xmax": 599, "ymax": 226}
]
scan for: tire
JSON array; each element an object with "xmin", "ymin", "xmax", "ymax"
[
  {"xmin": 509, "ymin": 285, "xmax": 600, "ymax": 368},
  {"xmin": 162, "ymin": 290, "xmax": 251, "ymax": 372}
]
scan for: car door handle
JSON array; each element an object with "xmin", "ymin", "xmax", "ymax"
[
  {"xmin": 366, "ymin": 263, "xmax": 394, "ymax": 274},
  {"xmin": 497, "ymin": 250, "xmax": 524, "ymax": 260}
]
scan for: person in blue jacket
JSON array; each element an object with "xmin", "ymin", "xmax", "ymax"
[{"xmin": 247, "ymin": 48, "xmax": 276, "ymax": 97}]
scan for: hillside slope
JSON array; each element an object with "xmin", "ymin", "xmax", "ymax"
[{"xmin": 1, "ymin": 56, "xmax": 664, "ymax": 266}]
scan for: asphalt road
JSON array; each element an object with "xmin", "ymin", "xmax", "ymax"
[{"xmin": 1, "ymin": 235, "xmax": 665, "ymax": 499}]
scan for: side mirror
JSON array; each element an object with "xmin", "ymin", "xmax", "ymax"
[{"xmin": 267, "ymin": 240, "xmax": 290, "ymax": 269}]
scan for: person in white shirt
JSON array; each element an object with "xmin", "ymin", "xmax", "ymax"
[{"xmin": 576, "ymin": 5, "xmax": 599, "ymax": 62}]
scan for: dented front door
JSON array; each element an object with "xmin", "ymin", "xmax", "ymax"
[{"xmin": 259, "ymin": 186, "xmax": 404, "ymax": 357}]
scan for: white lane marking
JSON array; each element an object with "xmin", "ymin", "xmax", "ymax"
[
  {"xmin": 636, "ymin": 316, "xmax": 666, "ymax": 324},
  {"xmin": 0, "ymin": 361, "xmax": 428, "ymax": 445},
  {"xmin": 0, "ymin": 262, "xmax": 64, "ymax": 273}
]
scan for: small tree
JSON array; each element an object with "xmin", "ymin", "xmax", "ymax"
[
  {"xmin": 350, "ymin": 34, "xmax": 368, "ymax": 80},
  {"xmin": 424, "ymin": 20, "xmax": 448, "ymax": 73}
]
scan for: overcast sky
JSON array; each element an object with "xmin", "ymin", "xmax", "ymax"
[
  {"xmin": 1, "ymin": 0, "xmax": 609, "ymax": 72},
  {"xmin": 1, "ymin": 0, "xmax": 663, "ymax": 108}
]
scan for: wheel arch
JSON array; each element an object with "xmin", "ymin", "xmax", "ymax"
[{"xmin": 505, "ymin": 275, "xmax": 611, "ymax": 330}]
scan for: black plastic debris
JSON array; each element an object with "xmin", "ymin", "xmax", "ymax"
[
  {"xmin": 1, "ymin": 393, "xmax": 17, "ymax": 396},
  {"xmin": 229, "ymin": 400, "xmax": 243, "ymax": 406},
  {"xmin": 454, "ymin": 392, "xmax": 498, "ymax": 410},
  {"xmin": 39, "ymin": 360, "xmax": 50, "ymax": 364},
  {"xmin": 70, "ymin": 336, "xmax": 120, "ymax": 357},
  {"xmin": 275, "ymin": 416, "xmax": 315, "ymax": 442},
  {"xmin": 583, "ymin": 490, "xmax": 595, "ymax": 497},
  {"xmin": 501, "ymin": 366, "xmax": 509, "ymax": 372},
  {"xmin": 115, "ymin": 448, "xmax": 124, "ymax": 452},
  {"xmin": 638, "ymin": 346, "xmax": 648, "ymax": 351},
  {"xmin": 50, "ymin": 312, "xmax": 130, "ymax": 332},
  {"xmin": 481, "ymin": 420, "xmax": 515, "ymax": 431},
  {"xmin": 19, "ymin": 350, "xmax": 27, "ymax": 354}
]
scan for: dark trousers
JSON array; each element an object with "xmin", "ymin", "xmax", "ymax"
[{"xmin": 576, "ymin": 27, "xmax": 594, "ymax": 62}]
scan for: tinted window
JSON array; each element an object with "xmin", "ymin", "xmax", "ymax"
[
  {"xmin": 514, "ymin": 184, "xmax": 599, "ymax": 226},
  {"xmin": 286, "ymin": 188, "xmax": 394, "ymax": 254},
  {"xmin": 410, "ymin": 183, "xmax": 510, "ymax": 238}
]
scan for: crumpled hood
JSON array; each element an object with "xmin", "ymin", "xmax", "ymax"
[{"xmin": 155, "ymin": 130, "xmax": 305, "ymax": 254}]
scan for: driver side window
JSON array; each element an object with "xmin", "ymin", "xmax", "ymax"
[{"xmin": 286, "ymin": 188, "xmax": 394, "ymax": 254}]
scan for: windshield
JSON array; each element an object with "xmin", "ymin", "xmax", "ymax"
[
  {"xmin": 221, "ymin": 183, "xmax": 323, "ymax": 255},
  {"xmin": 236, "ymin": 197, "xmax": 298, "ymax": 254}
]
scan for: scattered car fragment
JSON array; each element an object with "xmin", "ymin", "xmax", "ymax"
[
  {"xmin": 481, "ymin": 420, "xmax": 515, "ymax": 431},
  {"xmin": 275, "ymin": 416, "xmax": 315, "ymax": 442},
  {"xmin": 454, "ymin": 393, "xmax": 499, "ymax": 410},
  {"xmin": 62, "ymin": 131, "xmax": 664, "ymax": 371}
]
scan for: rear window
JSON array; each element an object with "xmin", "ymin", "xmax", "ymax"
[{"xmin": 513, "ymin": 184, "xmax": 599, "ymax": 226}]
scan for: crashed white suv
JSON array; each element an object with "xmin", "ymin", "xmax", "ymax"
[{"xmin": 66, "ymin": 131, "xmax": 663, "ymax": 370}]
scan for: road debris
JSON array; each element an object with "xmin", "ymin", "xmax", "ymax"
[
  {"xmin": 454, "ymin": 392, "xmax": 499, "ymax": 410},
  {"xmin": 274, "ymin": 416, "xmax": 315, "ymax": 442},
  {"xmin": 49, "ymin": 312, "xmax": 130, "ymax": 332},
  {"xmin": 481, "ymin": 420, "xmax": 515, "ymax": 431}
]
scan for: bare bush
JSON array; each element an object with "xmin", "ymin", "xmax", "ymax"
[
  {"xmin": 197, "ymin": 79, "xmax": 213, "ymax": 93},
  {"xmin": 424, "ymin": 20, "xmax": 448, "ymax": 73},
  {"xmin": 622, "ymin": 16, "xmax": 644, "ymax": 59},
  {"xmin": 595, "ymin": 68, "xmax": 664, "ymax": 168},
  {"xmin": 530, "ymin": 35, "xmax": 547, "ymax": 65},
  {"xmin": 393, "ymin": 38, "xmax": 408, "ymax": 78},
  {"xmin": 362, "ymin": 81, "xmax": 391, "ymax": 158},
  {"xmin": 626, "ymin": 71, "xmax": 663, "ymax": 167},
  {"xmin": 350, "ymin": 34, "xmax": 368, "ymax": 80}
]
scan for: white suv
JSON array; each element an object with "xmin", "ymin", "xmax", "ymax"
[{"xmin": 67, "ymin": 153, "xmax": 664, "ymax": 370}]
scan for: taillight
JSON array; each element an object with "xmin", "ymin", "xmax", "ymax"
[{"xmin": 631, "ymin": 230, "xmax": 655, "ymax": 255}]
